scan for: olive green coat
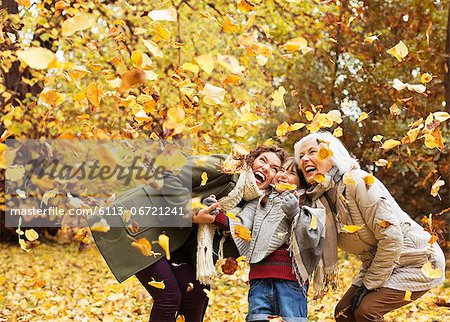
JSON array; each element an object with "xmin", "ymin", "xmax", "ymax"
[{"xmin": 89, "ymin": 154, "xmax": 239, "ymax": 283}]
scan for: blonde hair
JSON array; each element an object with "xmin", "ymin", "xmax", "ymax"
[{"xmin": 294, "ymin": 131, "xmax": 360, "ymax": 174}]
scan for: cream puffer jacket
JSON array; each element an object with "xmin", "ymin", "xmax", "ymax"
[{"xmin": 331, "ymin": 168, "xmax": 445, "ymax": 291}]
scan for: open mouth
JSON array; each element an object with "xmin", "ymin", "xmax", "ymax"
[
  {"xmin": 254, "ymin": 171, "xmax": 266, "ymax": 184},
  {"xmin": 304, "ymin": 165, "xmax": 316, "ymax": 174}
]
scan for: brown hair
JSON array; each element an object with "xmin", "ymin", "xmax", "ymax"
[{"xmin": 244, "ymin": 145, "xmax": 289, "ymax": 167}]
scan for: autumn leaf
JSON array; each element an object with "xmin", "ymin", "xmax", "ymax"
[
  {"xmin": 181, "ymin": 62, "xmax": 199, "ymax": 74},
  {"xmin": 222, "ymin": 15, "xmax": 240, "ymax": 33},
  {"xmin": 5, "ymin": 165, "xmax": 25, "ymax": 181},
  {"xmin": 333, "ymin": 127, "xmax": 343, "ymax": 137},
  {"xmin": 364, "ymin": 34, "xmax": 378, "ymax": 43},
  {"xmin": 313, "ymin": 173, "xmax": 326, "ymax": 184},
  {"xmin": 90, "ymin": 218, "xmax": 110, "ymax": 233},
  {"xmin": 234, "ymin": 225, "xmax": 252, "ymax": 241},
  {"xmin": 201, "ymin": 83, "xmax": 227, "ymax": 105},
  {"xmin": 433, "ymin": 111, "xmax": 450, "ymax": 122},
  {"xmin": 318, "ymin": 145, "xmax": 333, "ymax": 161},
  {"xmin": 387, "ymin": 41, "xmax": 408, "ymax": 62},
  {"xmin": 377, "ymin": 220, "xmax": 393, "ymax": 229},
  {"xmin": 372, "ymin": 135, "xmax": 383, "ymax": 142},
  {"xmin": 61, "ymin": 14, "xmax": 95, "ymax": 36},
  {"xmin": 86, "ymin": 82, "xmax": 101, "ymax": 107},
  {"xmin": 120, "ymin": 69, "xmax": 147, "ymax": 92},
  {"xmin": 429, "ymin": 234, "xmax": 439, "ymax": 245},
  {"xmin": 143, "ymin": 39, "xmax": 163, "ymax": 58},
  {"xmin": 40, "ymin": 89, "xmax": 66, "ymax": 107},
  {"xmin": 148, "ymin": 279, "xmax": 166, "ymax": 289},
  {"xmin": 357, "ymin": 112, "xmax": 368, "ymax": 123},
  {"xmin": 389, "ymin": 103, "xmax": 401, "ymax": 116},
  {"xmin": 148, "ymin": 7, "xmax": 177, "ymax": 21},
  {"xmin": 131, "ymin": 237, "xmax": 153, "ymax": 256},
  {"xmin": 309, "ymin": 215, "xmax": 318, "ymax": 230},
  {"xmin": 381, "ymin": 139, "xmax": 401, "ymax": 150},
  {"xmin": 430, "ymin": 177, "xmax": 445, "ymax": 197},
  {"xmin": 280, "ymin": 36, "xmax": 312, "ymax": 54},
  {"xmin": 404, "ymin": 290, "xmax": 412, "ymax": 301},
  {"xmin": 158, "ymin": 234, "xmax": 170, "ymax": 260},
  {"xmin": 421, "ymin": 73, "xmax": 433, "ymax": 84},
  {"xmin": 363, "ymin": 174, "xmax": 375, "ymax": 189},
  {"xmin": 17, "ymin": 47, "xmax": 56, "ymax": 69},
  {"xmin": 421, "ymin": 261, "xmax": 442, "ymax": 279},
  {"xmin": 342, "ymin": 225, "xmax": 363, "ymax": 233},
  {"xmin": 195, "ymin": 53, "xmax": 215, "ymax": 74},
  {"xmin": 271, "ymin": 86, "xmax": 286, "ymax": 108},
  {"xmin": 226, "ymin": 212, "xmax": 239, "ymax": 221},
  {"xmin": 274, "ymin": 182, "xmax": 297, "ymax": 191},
  {"xmin": 343, "ymin": 173, "xmax": 356, "ymax": 185},
  {"xmin": 276, "ymin": 122, "xmax": 289, "ymax": 137},
  {"xmin": 236, "ymin": 126, "xmax": 248, "ymax": 137},
  {"xmin": 200, "ymin": 172, "xmax": 208, "ymax": 186},
  {"xmin": 25, "ymin": 229, "xmax": 39, "ymax": 242}
]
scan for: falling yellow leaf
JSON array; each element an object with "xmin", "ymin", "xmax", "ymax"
[
  {"xmin": 288, "ymin": 123, "xmax": 306, "ymax": 132},
  {"xmin": 280, "ymin": 37, "xmax": 312, "ymax": 54},
  {"xmin": 201, "ymin": 83, "xmax": 227, "ymax": 105},
  {"xmin": 433, "ymin": 111, "xmax": 450, "ymax": 122},
  {"xmin": 428, "ymin": 234, "xmax": 439, "ymax": 246},
  {"xmin": 236, "ymin": 255, "xmax": 247, "ymax": 262},
  {"xmin": 237, "ymin": 0, "xmax": 255, "ymax": 13},
  {"xmin": 39, "ymin": 89, "xmax": 66, "ymax": 106},
  {"xmin": 148, "ymin": 7, "xmax": 177, "ymax": 21},
  {"xmin": 131, "ymin": 51, "xmax": 152, "ymax": 69},
  {"xmin": 318, "ymin": 146, "xmax": 333, "ymax": 161},
  {"xmin": 181, "ymin": 62, "xmax": 199, "ymax": 74},
  {"xmin": 25, "ymin": 229, "xmax": 39, "ymax": 242},
  {"xmin": 158, "ymin": 234, "xmax": 170, "ymax": 260},
  {"xmin": 381, "ymin": 139, "xmax": 401, "ymax": 150},
  {"xmin": 271, "ymin": 86, "xmax": 286, "ymax": 107},
  {"xmin": 61, "ymin": 14, "xmax": 95, "ymax": 36},
  {"xmin": 200, "ymin": 172, "xmax": 208, "ymax": 186},
  {"xmin": 226, "ymin": 212, "xmax": 239, "ymax": 222},
  {"xmin": 86, "ymin": 82, "xmax": 101, "ymax": 107},
  {"xmin": 357, "ymin": 112, "xmax": 368, "ymax": 123},
  {"xmin": 421, "ymin": 73, "xmax": 433, "ymax": 84},
  {"xmin": 327, "ymin": 110, "xmax": 343, "ymax": 124},
  {"xmin": 276, "ymin": 122, "xmax": 289, "ymax": 137},
  {"xmin": 19, "ymin": 239, "xmax": 31, "ymax": 253},
  {"xmin": 377, "ymin": 220, "xmax": 393, "ymax": 229},
  {"xmin": 222, "ymin": 15, "xmax": 240, "ymax": 33},
  {"xmin": 195, "ymin": 53, "xmax": 215, "ymax": 74},
  {"xmin": 234, "ymin": 225, "xmax": 252, "ymax": 241},
  {"xmin": 387, "ymin": 41, "xmax": 408, "ymax": 62},
  {"xmin": 148, "ymin": 279, "xmax": 166, "ymax": 289},
  {"xmin": 17, "ymin": 47, "xmax": 56, "ymax": 69},
  {"xmin": 333, "ymin": 127, "xmax": 343, "ymax": 137},
  {"xmin": 389, "ymin": 103, "xmax": 401, "ymax": 116},
  {"xmin": 90, "ymin": 219, "xmax": 111, "ymax": 233},
  {"xmin": 217, "ymin": 54, "xmax": 245, "ymax": 75},
  {"xmin": 343, "ymin": 173, "xmax": 356, "ymax": 185},
  {"xmin": 143, "ymin": 39, "xmax": 163, "ymax": 58},
  {"xmin": 375, "ymin": 159, "xmax": 389, "ymax": 167},
  {"xmin": 364, "ymin": 35, "xmax": 378, "ymax": 44},
  {"xmin": 313, "ymin": 174, "xmax": 326, "ymax": 184},
  {"xmin": 305, "ymin": 111, "xmax": 314, "ymax": 121},
  {"xmin": 309, "ymin": 215, "xmax": 318, "ymax": 230},
  {"xmin": 236, "ymin": 126, "xmax": 248, "ymax": 137},
  {"xmin": 342, "ymin": 225, "xmax": 363, "ymax": 233},
  {"xmin": 404, "ymin": 290, "xmax": 412, "ymax": 301},
  {"xmin": 275, "ymin": 182, "xmax": 297, "ymax": 191},
  {"xmin": 155, "ymin": 25, "xmax": 171, "ymax": 40},
  {"xmin": 372, "ymin": 135, "xmax": 383, "ymax": 142},
  {"xmin": 363, "ymin": 174, "xmax": 375, "ymax": 189},
  {"xmin": 431, "ymin": 178, "xmax": 445, "ymax": 197},
  {"xmin": 421, "ymin": 261, "xmax": 442, "ymax": 279},
  {"xmin": 131, "ymin": 238, "xmax": 153, "ymax": 256},
  {"xmin": 17, "ymin": 0, "xmax": 31, "ymax": 7}
]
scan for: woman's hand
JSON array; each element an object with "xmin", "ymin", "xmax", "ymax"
[
  {"xmin": 281, "ymin": 192, "xmax": 300, "ymax": 220},
  {"xmin": 192, "ymin": 203, "xmax": 220, "ymax": 224}
]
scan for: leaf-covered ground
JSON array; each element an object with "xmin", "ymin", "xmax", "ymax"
[{"xmin": 0, "ymin": 243, "xmax": 449, "ymax": 321}]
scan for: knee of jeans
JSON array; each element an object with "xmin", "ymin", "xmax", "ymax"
[{"xmin": 155, "ymin": 288, "xmax": 182, "ymax": 309}]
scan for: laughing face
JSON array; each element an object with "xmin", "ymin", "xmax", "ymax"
[
  {"xmin": 273, "ymin": 159, "xmax": 300, "ymax": 193},
  {"xmin": 251, "ymin": 152, "xmax": 282, "ymax": 190},
  {"xmin": 297, "ymin": 139, "xmax": 333, "ymax": 185}
]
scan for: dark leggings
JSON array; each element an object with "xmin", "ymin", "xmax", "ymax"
[{"xmin": 135, "ymin": 249, "xmax": 207, "ymax": 322}]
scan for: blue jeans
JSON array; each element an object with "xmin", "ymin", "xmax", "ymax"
[{"xmin": 247, "ymin": 278, "xmax": 308, "ymax": 322}]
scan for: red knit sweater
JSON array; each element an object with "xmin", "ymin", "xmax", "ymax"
[{"xmin": 213, "ymin": 211, "xmax": 298, "ymax": 281}]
